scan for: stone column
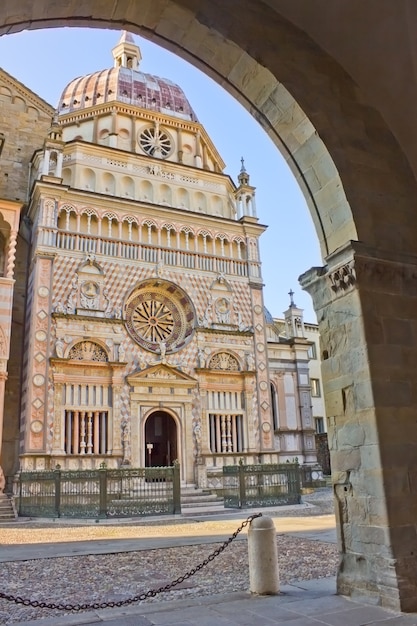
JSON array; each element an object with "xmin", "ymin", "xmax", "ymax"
[
  {"xmin": 184, "ymin": 403, "xmax": 194, "ymax": 484},
  {"xmin": 177, "ymin": 128, "xmax": 183, "ymax": 163},
  {"xmin": 51, "ymin": 381, "xmax": 64, "ymax": 457},
  {"xmin": 300, "ymin": 240, "xmax": 417, "ymax": 612},
  {"xmin": 0, "ymin": 368, "xmax": 7, "ymax": 491},
  {"xmin": 111, "ymin": 383, "xmax": 123, "ymax": 456}
]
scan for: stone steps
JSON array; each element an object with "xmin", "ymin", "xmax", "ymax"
[
  {"xmin": 0, "ymin": 493, "xmax": 17, "ymax": 521},
  {"xmin": 180, "ymin": 487, "xmax": 224, "ymax": 516}
]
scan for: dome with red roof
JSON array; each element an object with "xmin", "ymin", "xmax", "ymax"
[{"xmin": 57, "ymin": 32, "xmax": 198, "ymax": 122}]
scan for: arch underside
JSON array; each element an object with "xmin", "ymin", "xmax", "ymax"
[{"xmin": 3, "ymin": 0, "xmax": 417, "ymax": 613}]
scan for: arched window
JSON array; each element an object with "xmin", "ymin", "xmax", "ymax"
[{"xmin": 61, "ymin": 341, "xmax": 111, "ymax": 456}]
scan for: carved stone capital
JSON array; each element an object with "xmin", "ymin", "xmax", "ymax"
[
  {"xmin": 329, "ymin": 260, "xmax": 356, "ymax": 293},
  {"xmin": 301, "ymin": 241, "xmax": 417, "ymax": 310}
]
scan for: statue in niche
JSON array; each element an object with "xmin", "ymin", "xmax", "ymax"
[
  {"xmin": 118, "ymin": 343, "xmax": 126, "ymax": 362},
  {"xmin": 199, "ymin": 297, "xmax": 212, "ymax": 327},
  {"xmin": 103, "ymin": 288, "xmax": 113, "ymax": 316},
  {"xmin": 55, "ymin": 337, "xmax": 65, "ymax": 359},
  {"xmin": 66, "ymin": 278, "xmax": 78, "ymax": 314},
  {"xmin": 54, "ymin": 301, "xmax": 65, "ymax": 314},
  {"xmin": 246, "ymin": 352, "xmax": 255, "ymax": 370},
  {"xmin": 113, "ymin": 306, "xmax": 122, "ymax": 319},
  {"xmin": 193, "ymin": 419, "xmax": 202, "ymax": 456},
  {"xmin": 197, "ymin": 348, "xmax": 205, "ymax": 368},
  {"xmin": 138, "ymin": 355, "xmax": 148, "ymax": 370},
  {"xmin": 158, "ymin": 341, "xmax": 167, "ymax": 364},
  {"xmin": 121, "ymin": 420, "xmax": 131, "ymax": 466}
]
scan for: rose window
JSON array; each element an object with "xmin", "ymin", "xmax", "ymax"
[
  {"xmin": 139, "ymin": 126, "xmax": 172, "ymax": 158},
  {"xmin": 125, "ymin": 280, "xmax": 196, "ymax": 353},
  {"xmin": 131, "ymin": 299, "xmax": 174, "ymax": 343}
]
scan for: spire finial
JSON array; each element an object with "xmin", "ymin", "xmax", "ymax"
[
  {"xmin": 238, "ymin": 156, "xmax": 250, "ymax": 186},
  {"xmin": 288, "ymin": 289, "xmax": 295, "ymax": 307}
]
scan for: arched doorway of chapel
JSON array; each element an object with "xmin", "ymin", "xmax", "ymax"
[{"xmin": 144, "ymin": 411, "xmax": 178, "ymax": 468}]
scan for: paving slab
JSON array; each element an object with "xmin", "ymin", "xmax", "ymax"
[{"xmin": 18, "ymin": 580, "xmax": 417, "ymax": 626}]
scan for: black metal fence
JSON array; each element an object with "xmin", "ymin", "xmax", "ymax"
[
  {"xmin": 223, "ymin": 462, "xmax": 301, "ymax": 509},
  {"xmin": 16, "ymin": 465, "xmax": 181, "ymax": 518},
  {"xmin": 300, "ymin": 463, "xmax": 327, "ymax": 489}
]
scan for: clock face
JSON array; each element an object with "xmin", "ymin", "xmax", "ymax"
[{"xmin": 124, "ymin": 280, "xmax": 196, "ymax": 353}]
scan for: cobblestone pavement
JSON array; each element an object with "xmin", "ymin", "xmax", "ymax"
[{"xmin": 0, "ymin": 489, "xmax": 338, "ymax": 625}]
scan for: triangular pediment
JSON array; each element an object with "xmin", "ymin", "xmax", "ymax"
[{"xmin": 127, "ymin": 363, "xmax": 197, "ymax": 384}]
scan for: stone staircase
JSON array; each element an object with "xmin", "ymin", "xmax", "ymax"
[
  {"xmin": 180, "ymin": 486, "xmax": 224, "ymax": 516},
  {"xmin": 0, "ymin": 493, "xmax": 17, "ymax": 521}
]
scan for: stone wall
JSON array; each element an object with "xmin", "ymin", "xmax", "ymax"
[{"xmin": 0, "ymin": 69, "xmax": 53, "ymax": 202}]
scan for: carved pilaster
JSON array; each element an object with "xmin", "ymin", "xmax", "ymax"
[
  {"xmin": 196, "ymin": 388, "xmax": 208, "ymax": 454},
  {"xmin": 5, "ymin": 230, "xmax": 17, "ymax": 278},
  {"xmin": 51, "ymin": 382, "xmax": 64, "ymax": 455},
  {"xmin": 111, "ymin": 384, "xmax": 122, "ymax": 455}
]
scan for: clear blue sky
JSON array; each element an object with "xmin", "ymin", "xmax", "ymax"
[{"xmin": 0, "ymin": 27, "xmax": 322, "ymax": 321}]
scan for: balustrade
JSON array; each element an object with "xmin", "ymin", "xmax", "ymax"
[
  {"xmin": 45, "ymin": 227, "xmax": 252, "ymax": 277},
  {"xmin": 64, "ymin": 409, "xmax": 108, "ymax": 455},
  {"xmin": 209, "ymin": 413, "xmax": 244, "ymax": 453}
]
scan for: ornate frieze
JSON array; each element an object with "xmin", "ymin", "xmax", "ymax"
[{"xmin": 329, "ymin": 261, "xmax": 356, "ymax": 293}]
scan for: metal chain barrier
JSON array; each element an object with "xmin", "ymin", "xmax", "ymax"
[{"xmin": 0, "ymin": 513, "xmax": 262, "ymax": 613}]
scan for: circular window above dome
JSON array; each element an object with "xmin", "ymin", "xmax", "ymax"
[
  {"xmin": 138, "ymin": 126, "xmax": 173, "ymax": 158},
  {"xmin": 124, "ymin": 279, "xmax": 196, "ymax": 353}
]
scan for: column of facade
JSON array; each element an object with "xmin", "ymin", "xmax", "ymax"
[
  {"xmin": 51, "ymin": 379, "xmax": 65, "ymax": 457},
  {"xmin": 23, "ymin": 252, "xmax": 55, "ymax": 465},
  {"xmin": 130, "ymin": 115, "xmax": 136, "ymax": 152},
  {"xmin": 300, "ymin": 240, "xmax": 417, "ymax": 612},
  {"xmin": 111, "ymin": 380, "xmax": 123, "ymax": 456},
  {"xmin": 5, "ymin": 230, "xmax": 17, "ymax": 279},
  {"xmin": 92, "ymin": 115, "xmax": 99, "ymax": 144},
  {"xmin": 184, "ymin": 403, "xmax": 194, "ymax": 484},
  {"xmin": 177, "ymin": 128, "xmax": 183, "ymax": 163},
  {"xmin": 194, "ymin": 386, "xmax": 209, "ymax": 487},
  {"xmin": 202, "ymin": 143, "xmax": 208, "ymax": 170},
  {"xmin": 109, "ymin": 108, "xmax": 117, "ymax": 148},
  {"xmin": 0, "ymin": 369, "xmax": 7, "ymax": 490},
  {"xmin": 249, "ymin": 283, "xmax": 274, "ymax": 451},
  {"xmin": 194, "ymin": 130, "xmax": 202, "ymax": 168}
]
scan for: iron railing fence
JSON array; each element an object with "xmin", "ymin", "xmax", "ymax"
[
  {"xmin": 299, "ymin": 463, "xmax": 326, "ymax": 489},
  {"xmin": 16, "ymin": 465, "xmax": 181, "ymax": 518},
  {"xmin": 223, "ymin": 462, "xmax": 301, "ymax": 509}
]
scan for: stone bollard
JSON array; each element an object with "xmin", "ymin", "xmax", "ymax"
[{"xmin": 248, "ymin": 515, "xmax": 280, "ymax": 594}]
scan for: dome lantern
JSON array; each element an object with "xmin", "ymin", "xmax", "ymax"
[{"xmin": 112, "ymin": 30, "xmax": 142, "ymax": 70}]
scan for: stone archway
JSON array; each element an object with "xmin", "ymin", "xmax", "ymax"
[{"xmin": 2, "ymin": 0, "xmax": 417, "ymax": 612}]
